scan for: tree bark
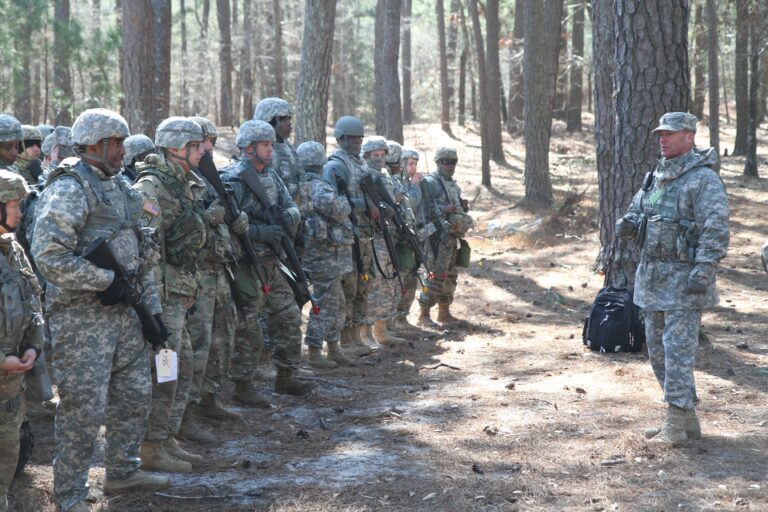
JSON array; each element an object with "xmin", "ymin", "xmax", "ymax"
[
  {"xmin": 506, "ymin": 0, "xmax": 525, "ymax": 133},
  {"xmin": 179, "ymin": 0, "xmax": 189, "ymax": 115},
  {"xmin": 447, "ymin": 0, "xmax": 460, "ymax": 116},
  {"xmin": 745, "ymin": 11, "xmax": 760, "ymax": 177},
  {"xmin": 242, "ymin": 0, "xmax": 254, "ymax": 121},
  {"xmin": 152, "ymin": 0, "xmax": 172, "ymax": 129},
  {"xmin": 733, "ymin": 0, "xmax": 749, "ymax": 155},
  {"xmin": 272, "ymin": 0, "xmax": 285, "ymax": 96},
  {"xmin": 374, "ymin": 0, "xmax": 386, "ymax": 133},
  {"xmin": 217, "ymin": 0, "xmax": 233, "ymax": 126},
  {"xmin": 485, "ymin": 0, "xmax": 504, "ymax": 162},
  {"xmin": 565, "ymin": 0, "xmax": 584, "ymax": 132},
  {"xmin": 401, "ymin": 0, "xmax": 413, "ymax": 124},
  {"xmin": 294, "ymin": 0, "xmax": 337, "ymax": 146},
  {"xmin": 375, "ymin": 0, "xmax": 404, "ymax": 142},
  {"xmin": 706, "ymin": 0, "xmax": 720, "ymax": 168},
  {"xmin": 469, "ymin": 0, "xmax": 491, "ymax": 186},
  {"xmin": 54, "ymin": 0, "xmax": 74, "ymax": 126},
  {"xmin": 12, "ymin": 0, "xmax": 36, "ymax": 122},
  {"xmin": 691, "ymin": 2, "xmax": 706, "ymax": 119},
  {"xmin": 458, "ymin": 0, "xmax": 471, "ymax": 126},
  {"xmin": 523, "ymin": 0, "xmax": 563, "ymax": 204},
  {"xmin": 436, "ymin": 0, "xmax": 452, "ymax": 135}
]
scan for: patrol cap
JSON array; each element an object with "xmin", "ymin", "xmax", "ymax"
[
  {"xmin": 361, "ymin": 136, "xmax": 388, "ymax": 155},
  {"xmin": 434, "ymin": 146, "xmax": 458, "ymax": 162},
  {"xmin": 401, "ymin": 147, "xmax": 419, "ymax": 161},
  {"xmin": 386, "ymin": 140, "xmax": 402, "ymax": 164},
  {"xmin": 41, "ymin": 133, "xmax": 56, "ymax": 156},
  {"xmin": 236, "ymin": 120, "xmax": 276, "ymax": 147},
  {"xmin": 189, "ymin": 116, "xmax": 218, "ymax": 138},
  {"xmin": 253, "ymin": 97, "xmax": 292, "ymax": 123},
  {"xmin": 154, "ymin": 117, "xmax": 205, "ymax": 149},
  {"xmin": 0, "ymin": 114, "xmax": 23, "ymax": 142},
  {"xmin": 333, "ymin": 116, "xmax": 364, "ymax": 139},
  {"xmin": 296, "ymin": 141, "xmax": 327, "ymax": 167},
  {"xmin": 71, "ymin": 109, "xmax": 130, "ymax": 146},
  {"xmin": 652, "ymin": 112, "xmax": 698, "ymax": 133},
  {"xmin": 123, "ymin": 134, "xmax": 156, "ymax": 166},
  {"xmin": 0, "ymin": 168, "xmax": 30, "ymax": 202}
]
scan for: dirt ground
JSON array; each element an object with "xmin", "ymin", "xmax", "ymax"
[{"xmin": 9, "ymin": 118, "xmax": 768, "ymax": 512}]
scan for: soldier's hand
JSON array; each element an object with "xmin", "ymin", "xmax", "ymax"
[
  {"xmin": 279, "ymin": 209, "xmax": 295, "ymax": 229},
  {"xmin": 0, "ymin": 354, "xmax": 34, "ymax": 373},
  {"xmin": 369, "ymin": 203, "xmax": 381, "ymax": 221},
  {"xmin": 230, "ymin": 210, "xmax": 249, "ymax": 235},
  {"xmin": 204, "ymin": 199, "xmax": 226, "ymax": 226},
  {"xmin": 98, "ymin": 274, "xmax": 133, "ymax": 306},
  {"xmin": 685, "ymin": 279, "xmax": 708, "ymax": 295},
  {"xmin": 461, "ymin": 199, "xmax": 470, "ymax": 212},
  {"xmin": 442, "ymin": 204, "xmax": 458, "ymax": 215},
  {"xmin": 615, "ymin": 217, "xmax": 636, "ymax": 239},
  {"xmin": 248, "ymin": 224, "xmax": 285, "ymax": 244},
  {"xmin": 410, "ymin": 172, "xmax": 423, "ymax": 186}
]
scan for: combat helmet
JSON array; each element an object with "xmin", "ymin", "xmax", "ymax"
[
  {"xmin": 434, "ymin": 147, "xmax": 458, "ymax": 162},
  {"xmin": 236, "ymin": 120, "xmax": 276, "ymax": 148},
  {"xmin": 189, "ymin": 116, "xmax": 218, "ymax": 139},
  {"xmin": 253, "ymin": 98, "xmax": 292, "ymax": 124},
  {"xmin": 36, "ymin": 124, "xmax": 54, "ymax": 140},
  {"xmin": 0, "ymin": 114, "xmax": 23, "ymax": 143},
  {"xmin": 123, "ymin": 134, "xmax": 156, "ymax": 167},
  {"xmin": 386, "ymin": 140, "xmax": 402, "ymax": 164},
  {"xmin": 333, "ymin": 116, "xmax": 364, "ymax": 139},
  {"xmin": 296, "ymin": 141, "xmax": 327, "ymax": 168},
  {"xmin": 401, "ymin": 147, "xmax": 419, "ymax": 163},
  {"xmin": 154, "ymin": 117, "xmax": 204, "ymax": 149},
  {"xmin": 41, "ymin": 133, "xmax": 56, "ymax": 157},
  {"xmin": 361, "ymin": 136, "xmax": 388, "ymax": 156},
  {"xmin": 71, "ymin": 108, "xmax": 130, "ymax": 146},
  {"xmin": 0, "ymin": 168, "xmax": 30, "ymax": 202},
  {"xmin": 20, "ymin": 125, "xmax": 42, "ymax": 152}
]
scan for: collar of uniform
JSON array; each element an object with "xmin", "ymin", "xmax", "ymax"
[
  {"xmin": 332, "ymin": 148, "xmax": 363, "ymax": 165},
  {"xmin": 83, "ymin": 161, "xmax": 111, "ymax": 180},
  {"xmin": 657, "ymin": 149, "xmax": 697, "ymax": 183},
  {"xmin": 437, "ymin": 168, "xmax": 454, "ymax": 181}
]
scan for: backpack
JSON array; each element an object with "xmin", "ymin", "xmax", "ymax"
[{"xmin": 582, "ymin": 286, "xmax": 645, "ymax": 353}]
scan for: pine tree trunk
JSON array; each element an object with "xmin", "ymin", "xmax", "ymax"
[
  {"xmin": 242, "ymin": 0, "xmax": 254, "ymax": 121},
  {"xmin": 121, "ymin": 0, "xmax": 154, "ymax": 134},
  {"xmin": 180, "ymin": 0, "xmax": 189, "ymax": 115},
  {"xmin": 447, "ymin": 0, "xmax": 460, "ymax": 116},
  {"xmin": 469, "ymin": 0, "xmax": 490, "ymax": 186},
  {"xmin": 506, "ymin": 0, "xmax": 525, "ymax": 133},
  {"xmin": 12, "ymin": 0, "xmax": 34, "ymax": 122},
  {"xmin": 54, "ymin": 0, "xmax": 74, "ymax": 126},
  {"xmin": 374, "ymin": 0, "xmax": 386, "ymax": 134},
  {"xmin": 565, "ymin": 0, "xmax": 584, "ymax": 132},
  {"xmin": 401, "ymin": 0, "xmax": 413, "ymax": 124},
  {"xmin": 706, "ymin": 0, "xmax": 720, "ymax": 168},
  {"xmin": 745, "ymin": 15, "xmax": 760, "ymax": 177},
  {"xmin": 733, "ymin": 0, "xmax": 749, "ymax": 155},
  {"xmin": 458, "ymin": 0, "xmax": 471, "ymax": 126},
  {"xmin": 152, "ymin": 0, "xmax": 172, "ymax": 129},
  {"xmin": 436, "ymin": 0, "xmax": 452, "ymax": 135},
  {"xmin": 294, "ymin": 0, "xmax": 337, "ymax": 146},
  {"xmin": 691, "ymin": 2, "xmax": 706, "ymax": 119},
  {"xmin": 272, "ymin": 0, "xmax": 285, "ymax": 96},
  {"xmin": 217, "ymin": 0, "xmax": 233, "ymax": 126},
  {"xmin": 485, "ymin": 0, "xmax": 504, "ymax": 162},
  {"xmin": 523, "ymin": 0, "xmax": 562, "ymax": 204},
  {"xmin": 378, "ymin": 0, "xmax": 404, "ymax": 142}
]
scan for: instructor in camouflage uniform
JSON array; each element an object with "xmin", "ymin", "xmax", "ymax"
[
  {"xmin": 32, "ymin": 108, "xmax": 169, "ymax": 512},
  {"xmin": 616, "ymin": 112, "xmax": 730, "ymax": 444}
]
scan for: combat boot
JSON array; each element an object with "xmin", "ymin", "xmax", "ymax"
[
  {"xmin": 308, "ymin": 345, "xmax": 338, "ymax": 369},
  {"xmin": 418, "ymin": 304, "xmax": 440, "ymax": 329},
  {"xmin": 437, "ymin": 303, "xmax": 462, "ymax": 324},
  {"xmin": 644, "ymin": 408, "xmax": 702, "ymax": 440},
  {"xmin": 178, "ymin": 410, "xmax": 216, "ymax": 444},
  {"xmin": 340, "ymin": 326, "xmax": 372, "ymax": 357},
  {"xmin": 193, "ymin": 393, "xmax": 242, "ymax": 421},
  {"xmin": 392, "ymin": 316, "xmax": 422, "ymax": 335},
  {"xmin": 140, "ymin": 440, "xmax": 193, "ymax": 473},
  {"xmin": 274, "ymin": 367, "xmax": 316, "ymax": 396},
  {"xmin": 254, "ymin": 350, "xmax": 277, "ymax": 381},
  {"xmin": 361, "ymin": 324, "xmax": 383, "ymax": 349},
  {"xmin": 327, "ymin": 341, "xmax": 356, "ymax": 367},
  {"xmin": 164, "ymin": 437, "xmax": 204, "ymax": 465},
  {"xmin": 104, "ymin": 470, "xmax": 170, "ymax": 494},
  {"xmin": 649, "ymin": 406, "xmax": 688, "ymax": 445},
  {"xmin": 373, "ymin": 320, "xmax": 408, "ymax": 348},
  {"xmin": 234, "ymin": 381, "xmax": 271, "ymax": 408}
]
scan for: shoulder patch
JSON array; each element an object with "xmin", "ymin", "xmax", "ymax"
[{"xmin": 142, "ymin": 200, "xmax": 161, "ymax": 217}]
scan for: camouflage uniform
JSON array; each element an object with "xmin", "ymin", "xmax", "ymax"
[
  {"xmin": 621, "ymin": 143, "xmax": 729, "ymax": 411},
  {"xmin": 13, "ymin": 125, "xmax": 44, "ymax": 186},
  {"xmin": 0, "ymin": 171, "xmax": 43, "ymax": 512},
  {"xmin": 122, "ymin": 134, "xmax": 156, "ymax": 184},
  {"xmin": 31, "ymin": 109, "xmax": 163, "ymax": 511},
  {"xmin": 394, "ymin": 147, "xmax": 425, "ymax": 322},
  {"xmin": 133, "ymin": 119, "xmax": 208, "ymax": 444}
]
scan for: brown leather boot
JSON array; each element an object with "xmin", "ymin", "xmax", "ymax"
[
  {"xmin": 140, "ymin": 440, "xmax": 192, "ymax": 473},
  {"xmin": 327, "ymin": 341, "xmax": 356, "ymax": 367},
  {"xmin": 164, "ymin": 437, "xmax": 204, "ymax": 465},
  {"xmin": 361, "ymin": 324, "xmax": 383, "ymax": 349},
  {"xmin": 645, "ymin": 408, "xmax": 701, "ymax": 440},
  {"xmin": 392, "ymin": 316, "xmax": 422, "ymax": 335},
  {"xmin": 340, "ymin": 326, "xmax": 372, "ymax": 357},
  {"xmin": 274, "ymin": 367, "xmax": 316, "ymax": 396},
  {"xmin": 308, "ymin": 345, "xmax": 338, "ymax": 369},
  {"xmin": 418, "ymin": 304, "xmax": 440, "ymax": 329},
  {"xmin": 234, "ymin": 381, "xmax": 271, "ymax": 408},
  {"xmin": 193, "ymin": 393, "xmax": 242, "ymax": 422},
  {"xmin": 437, "ymin": 303, "xmax": 462, "ymax": 324},
  {"xmin": 177, "ymin": 410, "xmax": 216, "ymax": 444},
  {"xmin": 649, "ymin": 406, "xmax": 688, "ymax": 444},
  {"xmin": 373, "ymin": 320, "xmax": 408, "ymax": 348}
]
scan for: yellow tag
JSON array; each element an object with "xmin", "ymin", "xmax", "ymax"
[{"xmin": 142, "ymin": 200, "xmax": 161, "ymax": 217}]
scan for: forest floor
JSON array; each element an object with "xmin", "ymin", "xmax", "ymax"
[{"xmin": 9, "ymin": 118, "xmax": 768, "ymax": 512}]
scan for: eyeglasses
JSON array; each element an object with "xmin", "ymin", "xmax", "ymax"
[{"xmin": 439, "ymin": 159, "xmax": 458, "ymax": 166}]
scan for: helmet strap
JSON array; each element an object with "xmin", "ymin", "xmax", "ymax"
[
  {"xmin": 166, "ymin": 145, "xmax": 194, "ymax": 171},
  {"xmin": 76, "ymin": 140, "xmax": 120, "ymax": 176},
  {"xmin": 0, "ymin": 203, "xmax": 13, "ymax": 232}
]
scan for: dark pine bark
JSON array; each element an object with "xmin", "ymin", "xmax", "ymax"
[
  {"xmin": 485, "ymin": 0, "xmax": 504, "ymax": 162},
  {"xmin": 469, "ymin": 0, "xmax": 491, "ymax": 186},
  {"xmin": 53, "ymin": 0, "xmax": 74, "ymax": 125},
  {"xmin": 294, "ymin": 0, "xmax": 337, "ymax": 146},
  {"xmin": 733, "ymin": 0, "xmax": 749, "ymax": 155},
  {"xmin": 565, "ymin": 0, "xmax": 584, "ymax": 132},
  {"xmin": 217, "ymin": 0, "xmax": 233, "ymax": 126},
  {"xmin": 401, "ymin": 0, "xmax": 413, "ymax": 124},
  {"xmin": 691, "ymin": 2, "xmax": 706, "ymax": 119},
  {"xmin": 12, "ymin": 0, "xmax": 36, "ymax": 122},
  {"xmin": 180, "ymin": 0, "xmax": 189, "ymax": 115},
  {"xmin": 706, "ymin": 0, "xmax": 720, "ymax": 169},
  {"xmin": 374, "ymin": 0, "xmax": 386, "ymax": 133},
  {"xmin": 272, "ymin": 0, "xmax": 285, "ymax": 96},
  {"xmin": 745, "ymin": 12, "xmax": 760, "ymax": 177},
  {"xmin": 436, "ymin": 0, "xmax": 452, "ymax": 135},
  {"xmin": 506, "ymin": 0, "xmax": 525, "ymax": 133},
  {"xmin": 379, "ymin": 0, "xmax": 404, "ymax": 142},
  {"xmin": 523, "ymin": 0, "xmax": 563, "ymax": 204},
  {"xmin": 152, "ymin": 0, "xmax": 172, "ymax": 130},
  {"xmin": 242, "ymin": 0, "xmax": 254, "ymax": 121}
]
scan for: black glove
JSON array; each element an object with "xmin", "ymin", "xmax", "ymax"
[
  {"xmin": 685, "ymin": 279, "xmax": 708, "ymax": 295},
  {"xmin": 615, "ymin": 218, "xmax": 636, "ymax": 239},
  {"xmin": 98, "ymin": 274, "xmax": 132, "ymax": 306},
  {"xmin": 27, "ymin": 159, "xmax": 44, "ymax": 181},
  {"xmin": 248, "ymin": 224, "xmax": 285, "ymax": 245},
  {"xmin": 145, "ymin": 313, "xmax": 171, "ymax": 351}
]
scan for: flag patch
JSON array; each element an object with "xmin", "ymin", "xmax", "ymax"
[{"xmin": 142, "ymin": 200, "xmax": 161, "ymax": 217}]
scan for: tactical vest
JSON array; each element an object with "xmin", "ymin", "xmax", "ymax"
[
  {"xmin": 302, "ymin": 173, "xmax": 354, "ymax": 246},
  {"xmin": 329, "ymin": 150, "xmax": 371, "ymax": 231},
  {"xmin": 136, "ymin": 167, "xmax": 208, "ymax": 269},
  {"xmin": 640, "ymin": 170, "xmax": 699, "ymax": 262}
]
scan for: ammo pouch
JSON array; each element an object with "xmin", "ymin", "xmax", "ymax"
[
  {"xmin": 395, "ymin": 240, "xmax": 417, "ymax": 270},
  {"xmin": 0, "ymin": 281, "xmax": 28, "ymax": 341},
  {"xmin": 230, "ymin": 263, "xmax": 262, "ymax": 307},
  {"xmin": 457, "ymin": 239, "xmax": 471, "ymax": 267},
  {"xmin": 643, "ymin": 215, "xmax": 695, "ymax": 261}
]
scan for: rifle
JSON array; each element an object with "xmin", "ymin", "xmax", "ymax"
[
  {"xmin": 419, "ymin": 179, "xmax": 444, "ymax": 260},
  {"xmin": 359, "ymin": 173, "xmax": 405, "ymax": 294},
  {"xmin": 333, "ymin": 174, "xmax": 367, "ymax": 280},
  {"xmin": 84, "ymin": 238, "xmax": 169, "ymax": 350},
  {"xmin": 238, "ymin": 166, "xmax": 317, "ymax": 311},
  {"xmin": 371, "ymin": 175, "xmax": 433, "ymax": 277}
]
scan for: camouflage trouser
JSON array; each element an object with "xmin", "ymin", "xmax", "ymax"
[
  {"xmin": 340, "ymin": 235, "xmax": 373, "ymax": 327},
  {"xmin": 186, "ymin": 265, "xmax": 237, "ymax": 402},
  {"xmin": 396, "ymin": 247, "xmax": 421, "ymax": 319},
  {"xmin": 368, "ymin": 236, "xmax": 399, "ymax": 322},
  {"xmin": 49, "ymin": 299, "xmax": 150, "ymax": 511},
  {"xmin": 230, "ymin": 260, "xmax": 301, "ymax": 376},
  {"xmin": 644, "ymin": 309, "xmax": 701, "ymax": 410},
  {"xmin": 0, "ymin": 397, "xmax": 24, "ymax": 512},
  {"xmin": 419, "ymin": 236, "xmax": 459, "ymax": 308},
  {"xmin": 145, "ymin": 292, "xmax": 194, "ymax": 441},
  {"xmin": 305, "ymin": 273, "xmax": 345, "ymax": 348}
]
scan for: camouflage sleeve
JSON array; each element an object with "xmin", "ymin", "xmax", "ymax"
[
  {"xmin": 690, "ymin": 171, "xmax": 730, "ymax": 282},
  {"xmin": 31, "ymin": 177, "xmax": 114, "ymax": 291},
  {"xmin": 132, "ymin": 176, "xmax": 165, "ymax": 232},
  {"xmin": 312, "ymin": 180, "xmax": 351, "ymax": 224},
  {"xmin": 624, "ymin": 188, "xmax": 645, "ymax": 225},
  {"xmin": 420, "ymin": 178, "xmax": 442, "ymax": 223},
  {"xmin": 274, "ymin": 170, "xmax": 301, "ymax": 229},
  {"xmin": 139, "ymin": 267, "xmax": 162, "ymax": 315},
  {"xmin": 407, "ymin": 181, "xmax": 422, "ymax": 208}
]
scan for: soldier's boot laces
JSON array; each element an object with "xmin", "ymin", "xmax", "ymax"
[
  {"xmin": 645, "ymin": 408, "xmax": 701, "ymax": 440},
  {"xmin": 233, "ymin": 381, "xmax": 271, "ymax": 409},
  {"xmin": 341, "ymin": 326, "xmax": 372, "ymax": 357},
  {"xmin": 308, "ymin": 345, "xmax": 339, "ymax": 369},
  {"xmin": 164, "ymin": 437, "xmax": 205, "ymax": 465},
  {"xmin": 437, "ymin": 304, "xmax": 463, "ymax": 325},
  {"xmin": 178, "ymin": 410, "xmax": 217, "ymax": 444},
  {"xmin": 275, "ymin": 367, "xmax": 316, "ymax": 396},
  {"xmin": 373, "ymin": 320, "xmax": 408, "ymax": 348},
  {"xmin": 361, "ymin": 324, "xmax": 384, "ymax": 349},
  {"xmin": 103, "ymin": 470, "xmax": 170, "ymax": 494},
  {"xmin": 649, "ymin": 406, "xmax": 688, "ymax": 445},
  {"xmin": 139, "ymin": 441, "xmax": 193, "ymax": 473},
  {"xmin": 193, "ymin": 393, "xmax": 242, "ymax": 421},
  {"xmin": 418, "ymin": 305, "xmax": 441, "ymax": 329},
  {"xmin": 327, "ymin": 341, "xmax": 357, "ymax": 367}
]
